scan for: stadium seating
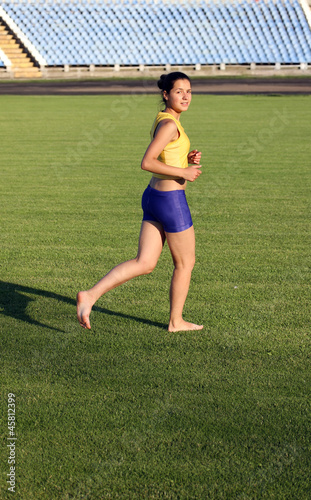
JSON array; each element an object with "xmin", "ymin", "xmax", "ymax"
[{"xmin": 1, "ymin": 0, "xmax": 311, "ymax": 66}]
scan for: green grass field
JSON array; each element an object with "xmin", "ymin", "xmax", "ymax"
[{"xmin": 1, "ymin": 92, "xmax": 310, "ymax": 499}]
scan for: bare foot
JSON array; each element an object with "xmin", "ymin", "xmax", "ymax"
[
  {"xmin": 76, "ymin": 291, "xmax": 93, "ymax": 329},
  {"xmin": 168, "ymin": 320, "xmax": 204, "ymax": 333}
]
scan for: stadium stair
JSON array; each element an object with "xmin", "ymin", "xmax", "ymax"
[{"xmin": 0, "ymin": 21, "xmax": 41, "ymax": 78}]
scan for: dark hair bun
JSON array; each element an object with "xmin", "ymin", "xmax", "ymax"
[{"xmin": 157, "ymin": 74, "xmax": 167, "ymax": 90}]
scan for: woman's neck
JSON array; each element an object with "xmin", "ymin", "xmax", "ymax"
[{"xmin": 163, "ymin": 107, "xmax": 181, "ymax": 121}]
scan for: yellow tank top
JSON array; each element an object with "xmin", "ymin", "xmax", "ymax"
[{"xmin": 150, "ymin": 112, "xmax": 190, "ymax": 180}]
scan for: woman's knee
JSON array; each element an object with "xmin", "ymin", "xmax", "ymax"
[
  {"xmin": 190, "ymin": 256, "xmax": 196, "ymax": 271},
  {"xmin": 174, "ymin": 256, "xmax": 195, "ymax": 272},
  {"xmin": 136, "ymin": 257, "xmax": 157, "ymax": 275}
]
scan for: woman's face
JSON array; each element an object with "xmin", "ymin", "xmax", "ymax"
[{"xmin": 164, "ymin": 79, "xmax": 192, "ymax": 113}]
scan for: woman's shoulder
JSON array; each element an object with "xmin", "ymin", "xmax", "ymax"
[
  {"xmin": 151, "ymin": 112, "xmax": 176, "ymax": 136},
  {"xmin": 155, "ymin": 112, "xmax": 182, "ymax": 129}
]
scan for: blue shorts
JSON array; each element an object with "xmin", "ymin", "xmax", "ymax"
[{"xmin": 141, "ymin": 185, "xmax": 193, "ymax": 233}]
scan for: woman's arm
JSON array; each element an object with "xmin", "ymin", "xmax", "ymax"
[{"xmin": 141, "ymin": 120, "xmax": 202, "ymax": 182}]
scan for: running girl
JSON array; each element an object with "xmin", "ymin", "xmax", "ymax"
[{"xmin": 77, "ymin": 72, "xmax": 203, "ymax": 332}]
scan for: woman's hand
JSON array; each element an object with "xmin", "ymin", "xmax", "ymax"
[
  {"xmin": 188, "ymin": 149, "xmax": 202, "ymax": 165},
  {"xmin": 183, "ymin": 164, "xmax": 202, "ymax": 182}
]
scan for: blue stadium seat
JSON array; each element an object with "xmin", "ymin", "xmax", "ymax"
[{"xmin": 1, "ymin": 0, "xmax": 311, "ymax": 66}]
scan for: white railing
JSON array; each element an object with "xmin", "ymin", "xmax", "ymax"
[
  {"xmin": 0, "ymin": 47, "xmax": 11, "ymax": 68},
  {"xmin": 300, "ymin": 0, "xmax": 311, "ymax": 29},
  {"xmin": 0, "ymin": 6, "xmax": 47, "ymax": 67}
]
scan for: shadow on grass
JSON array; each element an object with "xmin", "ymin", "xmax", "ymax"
[{"xmin": 0, "ymin": 281, "xmax": 167, "ymax": 332}]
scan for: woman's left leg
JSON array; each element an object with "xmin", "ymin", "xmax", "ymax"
[
  {"xmin": 77, "ymin": 220, "xmax": 165, "ymax": 329},
  {"xmin": 166, "ymin": 225, "xmax": 203, "ymax": 332}
]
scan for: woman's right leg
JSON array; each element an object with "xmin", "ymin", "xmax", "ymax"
[
  {"xmin": 77, "ymin": 221, "xmax": 165, "ymax": 329},
  {"xmin": 166, "ymin": 225, "xmax": 203, "ymax": 332}
]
